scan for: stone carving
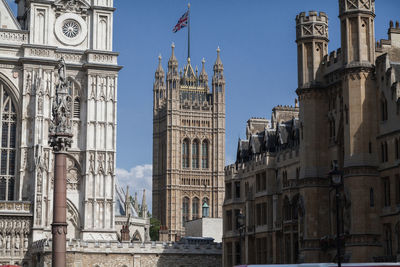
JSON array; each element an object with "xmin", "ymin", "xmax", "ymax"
[
  {"xmin": 54, "ymin": 0, "xmax": 89, "ymax": 14},
  {"xmin": 49, "ymin": 58, "xmax": 73, "ymax": 151}
]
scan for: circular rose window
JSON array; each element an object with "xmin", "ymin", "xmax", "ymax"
[
  {"xmin": 55, "ymin": 13, "xmax": 87, "ymax": 46},
  {"xmin": 62, "ymin": 20, "xmax": 80, "ymax": 38}
]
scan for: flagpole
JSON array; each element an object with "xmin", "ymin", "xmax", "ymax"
[{"xmin": 188, "ymin": 3, "xmax": 190, "ymax": 60}]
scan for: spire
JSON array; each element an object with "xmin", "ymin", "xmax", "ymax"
[
  {"xmin": 214, "ymin": 46, "xmax": 223, "ymax": 70},
  {"xmin": 155, "ymin": 54, "xmax": 165, "ymax": 81},
  {"xmin": 141, "ymin": 189, "xmax": 148, "ymax": 219},
  {"xmin": 169, "ymin": 42, "xmax": 177, "ymax": 63},
  {"xmin": 134, "ymin": 192, "xmax": 139, "ymax": 213},
  {"xmin": 199, "ymin": 58, "xmax": 208, "ymax": 84},
  {"xmin": 124, "ymin": 186, "xmax": 131, "ymax": 217},
  {"xmin": 167, "ymin": 42, "xmax": 179, "ymax": 79}
]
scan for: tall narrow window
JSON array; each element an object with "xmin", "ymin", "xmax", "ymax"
[
  {"xmin": 396, "ymin": 174, "xmax": 400, "ymax": 205},
  {"xmin": 73, "ymin": 97, "xmax": 80, "ymax": 119},
  {"xmin": 0, "ymin": 87, "xmax": 17, "ymax": 201},
  {"xmin": 182, "ymin": 139, "xmax": 189, "ymax": 168},
  {"xmin": 182, "ymin": 197, "xmax": 189, "ymax": 225},
  {"xmin": 396, "ymin": 138, "xmax": 399, "ymax": 160},
  {"xmin": 192, "ymin": 139, "xmax": 199, "ymax": 169},
  {"xmin": 383, "ymin": 177, "xmax": 391, "ymax": 207},
  {"xmin": 192, "ymin": 197, "xmax": 199, "ymax": 219},
  {"xmin": 384, "ymin": 224, "xmax": 393, "ymax": 256},
  {"xmin": 202, "ymin": 140, "xmax": 209, "ymax": 169},
  {"xmin": 370, "ymin": 188, "xmax": 374, "ymax": 207}
]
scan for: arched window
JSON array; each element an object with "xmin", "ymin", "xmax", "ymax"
[
  {"xmin": 202, "ymin": 140, "xmax": 209, "ymax": 169},
  {"xmin": 182, "ymin": 197, "xmax": 189, "ymax": 225},
  {"xmin": 182, "ymin": 139, "xmax": 189, "ymax": 168},
  {"xmin": 192, "ymin": 139, "xmax": 199, "ymax": 169},
  {"xmin": 0, "ymin": 87, "xmax": 16, "ymax": 201},
  {"xmin": 192, "ymin": 197, "xmax": 199, "ymax": 219},
  {"xmin": 68, "ymin": 79, "xmax": 81, "ymax": 119}
]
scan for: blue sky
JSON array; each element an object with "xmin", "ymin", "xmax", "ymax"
[
  {"xmin": 6, "ymin": 0, "xmax": 400, "ymax": 211},
  {"xmin": 111, "ymin": 0, "xmax": 400, "ymax": 209}
]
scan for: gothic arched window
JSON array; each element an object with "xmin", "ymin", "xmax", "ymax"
[
  {"xmin": 202, "ymin": 140, "xmax": 209, "ymax": 169},
  {"xmin": 68, "ymin": 79, "xmax": 81, "ymax": 119},
  {"xmin": 0, "ymin": 87, "xmax": 17, "ymax": 201},
  {"xmin": 182, "ymin": 139, "xmax": 189, "ymax": 169},
  {"xmin": 192, "ymin": 197, "xmax": 199, "ymax": 219},
  {"xmin": 182, "ymin": 197, "xmax": 189, "ymax": 225},
  {"xmin": 192, "ymin": 139, "xmax": 199, "ymax": 169}
]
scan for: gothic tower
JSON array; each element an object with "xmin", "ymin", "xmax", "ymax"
[
  {"xmin": 296, "ymin": 11, "xmax": 331, "ymax": 262},
  {"xmin": 153, "ymin": 45, "xmax": 225, "ymax": 241},
  {"xmin": 339, "ymin": 0, "xmax": 381, "ymax": 261}
]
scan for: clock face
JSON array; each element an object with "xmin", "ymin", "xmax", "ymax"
[{"xmin": 55, "ymin": 13, "xmax": 87, "ymax": 46}]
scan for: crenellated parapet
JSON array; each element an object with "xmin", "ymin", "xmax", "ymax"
[
  {"xmin": 296, "ymin": 11, "xmax": 328, "ymax": 42},
  {"xmin": 339, "ymin": 0, "xmax": 375, "ymax": 17}
]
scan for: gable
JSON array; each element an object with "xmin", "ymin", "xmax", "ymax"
[
  {"xmin": 54, "ymin": 0, "xmax": 91, "ymax": 14},
  {"xmin": 0, "ymin": 0, "xmax": 20, "ymax": 30}
]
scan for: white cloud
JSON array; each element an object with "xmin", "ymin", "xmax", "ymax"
[{"xmin": 116, "ymin": 164, "xmax": 152, "ymax": 212}]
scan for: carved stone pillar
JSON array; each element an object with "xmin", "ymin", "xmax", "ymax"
[{"xmin": 49, "ymin": 58, "xmax": 73, "ymax": 267}]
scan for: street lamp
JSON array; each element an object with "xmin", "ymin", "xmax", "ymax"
[
  {"xmin": 329, "ymin": 161, "xmax": 343, "ymax": 267},
  {"xmin": 236, "ymin": 211, "xmax": 245, "ymax": 265}
]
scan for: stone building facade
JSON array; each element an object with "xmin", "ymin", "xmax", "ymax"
[
  {"xmin": 223, "ymin": 0, "xmax": 400, "ymax": 266},
  {"xmin": 0, "ymin": 0, "xmax": 149, "ymax": 265},
  {"xmin": 152, "ymin": 46, "xmax": 225, "ymax": 241}
]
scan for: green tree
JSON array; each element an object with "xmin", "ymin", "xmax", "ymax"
[{"xmin": 150, "ymin": 217, "xmax": 161, "ymax": 241}]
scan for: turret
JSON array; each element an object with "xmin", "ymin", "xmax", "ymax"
[
  {"xmin": 154, "ymin": 54, "xmax": 166, "ymax": 109},
  {"xmin": 212, "ymin": 47, "xmax": 225, "ymax": 94},
  {"xmin": 339, "ymin": 0, "xmax": 375, "ymax": 65},
  {"xmin": 198, "ymin": 58, "xmax": 209, "ymax": 88},
  {"xmin": 167, "ymin": 43, "xmax": 179, "ymax": 86},
  {"xmin": 295, "ymin": 11, "xmax": 329, "ymax": 88},
  {"xmin": 134, "ymin": 192, "xmax": 139, "ymax": 214}
]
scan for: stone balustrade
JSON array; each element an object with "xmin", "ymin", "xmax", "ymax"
[{"xmin": 0, "ymin": 29, "xmax": 28, "ymax": 45}]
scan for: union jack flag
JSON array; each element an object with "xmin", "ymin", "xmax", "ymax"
[{"xmin": 173, "ymin": 10, "xmax": 189, "ymax": 33}]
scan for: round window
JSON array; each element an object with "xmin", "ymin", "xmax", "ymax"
[
  {"xmin": 55, "ymin": 13, "xmax": 87, "ymax": 46},
  {"xmin": 62, "ymin": 20, "xmax": 80, "ymax": 38}
]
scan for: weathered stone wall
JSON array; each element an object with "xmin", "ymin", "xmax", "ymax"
[{"xmin": 39, "ymin": 252, "xmax": 222, "ymax": 267}]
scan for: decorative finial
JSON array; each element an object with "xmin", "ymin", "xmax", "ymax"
[
  {"xmin": 187, "ymin": 57, "xmax": 191, "ymax": 63},
  {"xmin": 396, "ymin": 21, "xmax": 399, "ymax": 28},
  {"xmin": 202, "ymin": 57, "xmax": 205, "ymax": 64},
  {"xmin": 390, "ymin": 20, "xmax": 394, "ymax": 28},
  {"xmin": 171, "ymin": 42, "xmax": 175, "ymax": 48},
  {"xmin": 188, "ymin": 3, "xmax": 190, "ymax": 8},
  {"xmin": 158, "ymin": 54, "xmax": 162, "ymax": 61},
  {"xmin": 217, "ymin": 46, "xmax": 220, "ymax": 53}
]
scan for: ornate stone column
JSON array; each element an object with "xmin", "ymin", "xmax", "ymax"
[{"xmin": 49, "ymin": 58, "xmax": 73, "ymax": 267}]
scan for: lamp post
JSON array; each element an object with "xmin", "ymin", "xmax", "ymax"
[
  {"xmin": 329, "ymin": 161, "xmax": 343, "ymax": 267},
  {"xmin": 49, "ymin": 58, "xmax": 73, "ymax": 267},
  {"xmin": 236, "ymin": 211, "xmax": 245, "ymax": 265}
]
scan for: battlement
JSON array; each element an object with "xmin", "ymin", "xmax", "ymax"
[
  {"xmin": 31, "ymin": 239, "xmax": 222, "ymax": 255},
  {"xmin": 339, "ymin": 0, "xmax": 375, "ymax": 16},
  {"xmin": 296, "ymin": 11, "xmax": 328, "ymax": 25},
  {"xmin": 296, "ymin": 11, "xmax": 328, "ymax": 42},
  {"xmin": 322, "ymin": 48, "xmax": 343, "ymax": 74},
  {"xmin": 272, "ymin": 104, "xmax": 299, "ymax": 112}
]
